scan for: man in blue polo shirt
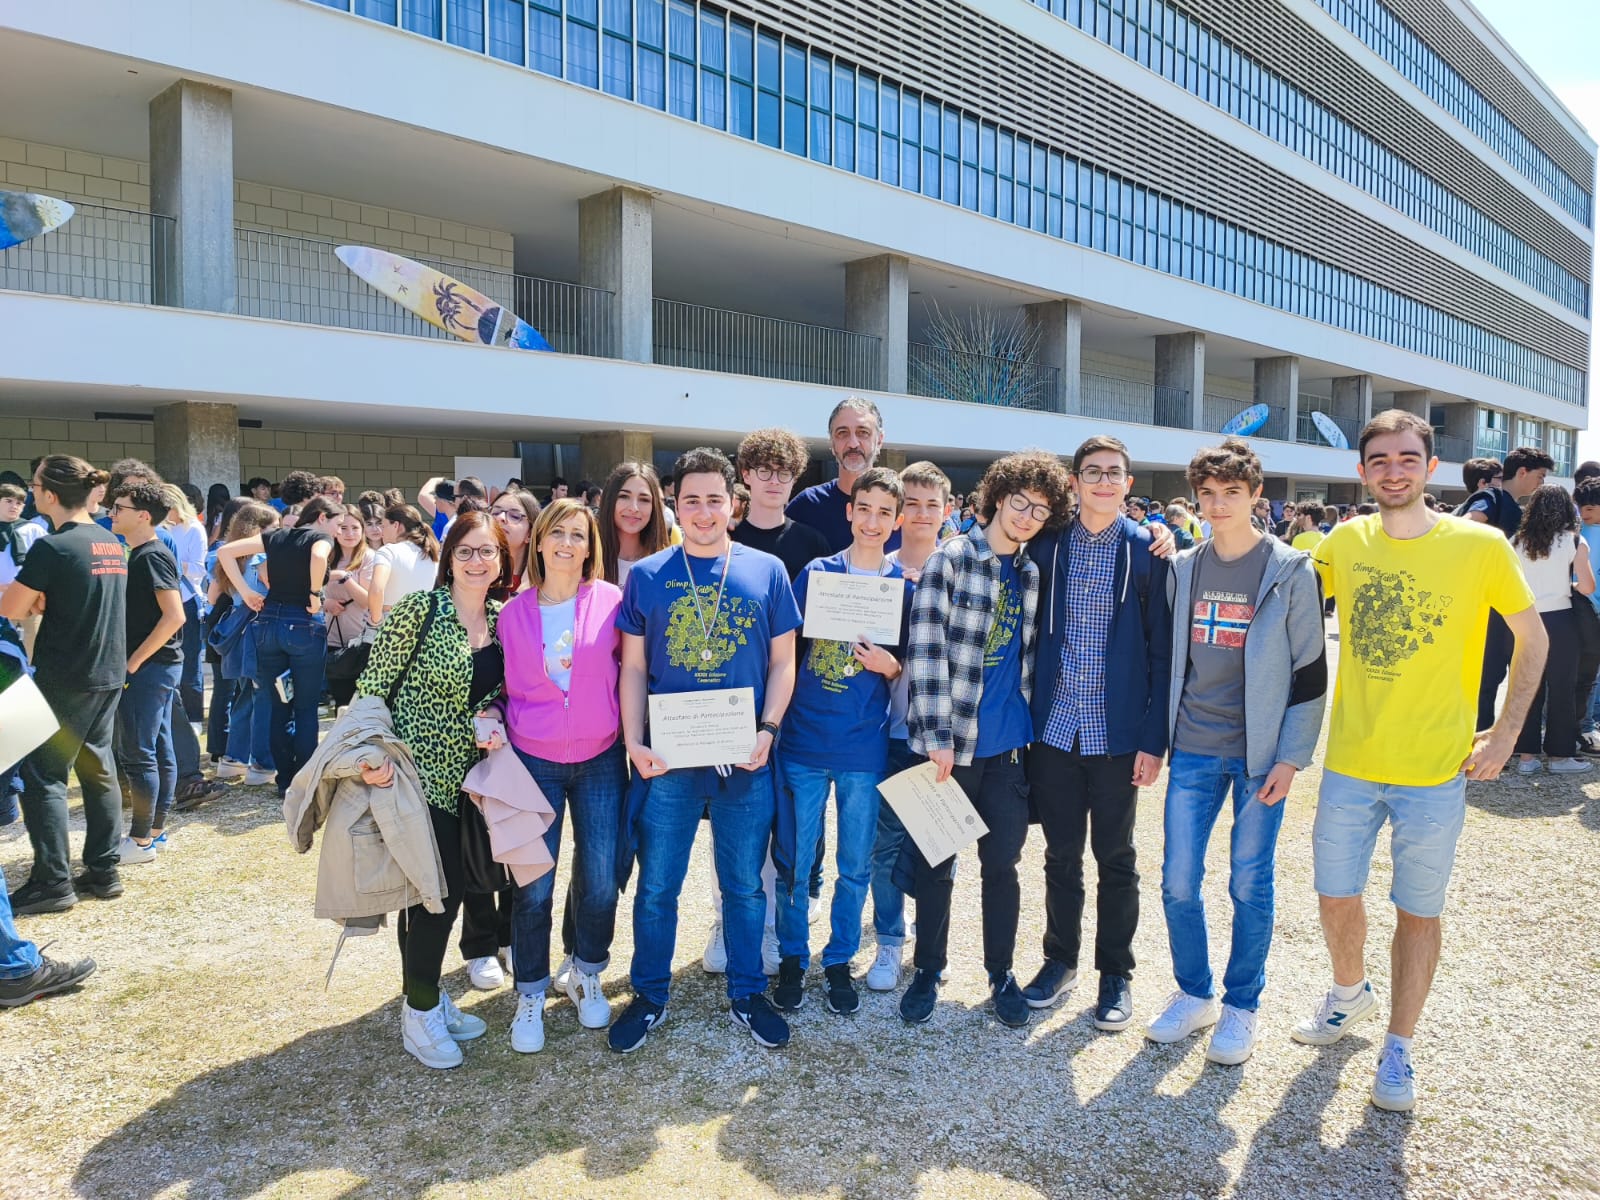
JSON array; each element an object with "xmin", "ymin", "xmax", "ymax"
[{"xmin": 787, "ymin": 396, "xmax": 902, "ymax": 555}]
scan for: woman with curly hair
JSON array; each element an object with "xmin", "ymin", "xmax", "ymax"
[{"xmin": 1512, "ymin": 484, "xmax": 1595, "ymax": 773}]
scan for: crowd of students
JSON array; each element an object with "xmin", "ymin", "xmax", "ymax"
[{"xmin": 0, "ymin": 399, "xmax": 1574, "ymax": 1118}]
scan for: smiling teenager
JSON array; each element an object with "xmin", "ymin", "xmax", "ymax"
[{"xmin": 599, "ymin": 462, "xmax": 675, "ymax": 589}]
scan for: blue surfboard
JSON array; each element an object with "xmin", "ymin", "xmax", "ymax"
[
  {"xmin": 0, "ymin": 191, "xmax": 74, "ymax": 252},
  {"xmin": 1310, "ymin": 410, "xmax": 1350, "ymax": 450},
  {"xmin": 1219, "ymin": 402, "xmax": 1270, "ymax": 437}
]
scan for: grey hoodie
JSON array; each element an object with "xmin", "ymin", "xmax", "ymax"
[{"xmin": 1166, "ymin": 536, "xmax": 1327, "ymax": 778}]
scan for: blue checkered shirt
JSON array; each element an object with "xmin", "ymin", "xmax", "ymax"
[{"xmin": 1043, "ymin": 518, "xmax": 1119, "ymax": 753}]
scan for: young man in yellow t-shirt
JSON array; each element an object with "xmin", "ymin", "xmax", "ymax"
[{"xmin": 1294, "ymin": 410, "xmax": 1546, "ymax": 1114}]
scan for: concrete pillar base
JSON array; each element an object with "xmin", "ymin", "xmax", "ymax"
[
  {"xmin": 845, "ymin": 255, "xmax": 909, "ymax": 394},
  {"xmin": 150, "ymin": 80, "xmax": 235, "ymax": 313},
  {"xmin": 579, "ymin": 430, "xmax": 654, "ymax": 487},
  {"xmin": 579, "ymin": 187, "xmax": 654, "ymax": 363},
  {"xmin": 1254, "ymin": 356, "xmax": 1299, "ymax": 441},
  {"xmin": 154, "ymin": 401, "xmax": 239, "ymax": 496},
  {"xmin": 1025, "ymin": 299, "xmax": 1081, "ymax": 415}
]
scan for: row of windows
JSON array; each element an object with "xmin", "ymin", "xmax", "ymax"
[
  {"xmin": 1315, "ymin": 0, "xmax": 1592, "ymax": 227},
  {"xmin": 1026, "ymin": 0, "xmax": 1587, "ymax": 315},
  {"xmin": 306, "ymin": 0, "xmax": 1586, "ymax": 405}
]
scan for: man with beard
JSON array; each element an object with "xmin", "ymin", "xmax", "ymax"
[{"xmin": 787, "ymin": 397, "xmax": 901, "ymax": 554}]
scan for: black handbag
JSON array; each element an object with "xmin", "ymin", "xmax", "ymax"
[{"xmin": 323, "ymin": 621, "xmax": 372, "ymax": 683}]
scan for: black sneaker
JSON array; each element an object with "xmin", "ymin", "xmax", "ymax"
[
  {"xmin": 823, "ymin": 963, "xmax": 859, "ymax": 1015},
  {"xmin": 0, "ymin": 954, "xmax": 96, "ymax": 1008},
  {"xmin": 607, "ymin": 996, "xmax": 666, "ymax": 1053},
  {"xmin": 990, "ymin": 971, "xmax": 1030, "ymax": 1028},
  {"xmin": 1094, "ymin": 973, "xmax": 1134, "ymax": 1032},
  {"xmin": 71, "ymin": 870, "xmax": 124, "ymax": 900},
  {"xmin": 899, "ymin": 967, "xmax": 941, "ymax": 1024},
  {"xmin": 1581, "ymin": 732, "xmax": 1600, "ymax": 757},
  {"xmin": 7, "ymin": 880, "xmax": 76, "ymax": 915},
  {"xmin": 731, "ymin": 993, "xmax": 790, "ymax": 1047},
  {"xmin": 173, "ymin": 778, "xmax": 226, "ymax": 813},
  {"xmin": 772, "ymin": 955, "xmax": 805, "ymax": 1011},
  {"xmin": 1021, "ymin": 959, "xmax": 1079, "ymax": 1009}
]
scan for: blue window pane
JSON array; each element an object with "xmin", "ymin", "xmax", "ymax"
[
  {"xmin": 356, "ymin": 0, "xmax": 397, "ymax": 22},
  {"xmin": 404, "ymin": 0, "xmax": 440, "ymax": 38},
  {"xmin": 810, "ymin": 53, "xmax": 831, "ymax": 111},
  {"xmin": 530, "ymin": 5, "xmax": 560, "ymax": 74},
  {"xmin": 568, "ymin": 23, "xmax": 599, "ymax": 89},
  {"xmin": 730, "ymin": 82, "xmax": 753, "ymax": 137},
  {"xmin": 858, "ymin": 75, "xmax": 877, "ymax": 129},
  {"xmin": 858, "ymin": 126, "xmax": 877, "ymax": 178},
  {"xmin": 729, "ymin": 20, "xmax": 753, "ymax": 82},
  {"xmin": 756, "ymin": 31, "xmax": 780, "ymax": 146},
  {"xmin": 603, "ymin": 0, "xmax": 631, "ymax": 34},
  {"xmin": 668, "ymin": 0, "xmax": 695, "ymax": 118},
  {"xmin": 638, "ymin": 0, "xmax": 663, "ymax": 46},
  {"xmin": 783, "ymin": 42, "xmax": 806, "ymax": 154},
  {"xmin": 639, "ymin": 47, "xmax": 666, "ymax": 108},
  {"xmin": 835, "ymin": 68, "xmax": 854, "ymax": 120},
  {"xmin": 604, "ymin": 34, "xmax": 633, "ymax": 97},
  {"xmin": 835, "ymin": 117, "xmax": 854, "ymax": 171},
  {"xmin": 488, "ymin": 0, "xmax": 524, "ymax": 63},
  {"xmin": 447, "ymin": 0, "xmax": 483, "ymax": 51}
]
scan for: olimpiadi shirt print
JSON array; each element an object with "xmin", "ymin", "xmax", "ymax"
[{"xmin": 1312, "ymin": 515, "xmax": 1533, "ymax": 787}]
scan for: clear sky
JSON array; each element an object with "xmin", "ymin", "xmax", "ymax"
[{"xmin": 1463, "ymin": 0, "xmax": 1599, "ymax": 461}]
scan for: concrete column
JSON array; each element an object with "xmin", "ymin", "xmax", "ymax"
[
  {"xmin": 1254, "ymin": 355, "xmax": 1299, "ymax": 441},
  {"xmin": 1392, "ymin": 389, "xmax": 1431, "ymax": 419},
  {"xmin": 845, "ymin": 254, "xmax": 909, "ymax": 394},
  {"xmin": 882, "ymin": 448, "xmax": 909, "ymax": 471},
  {"xmin": 579, "ymin": 429, "xmax": 654, "ymax": 486},
  {"xmin": 579, "ymin": 187, "xmax": 654, "ymax": 363},
  {"xmin": 1332, "ymin": 374, "xmax": 1373, "ymax": 428},
  {"xmin": 149, "ymin": 80, "xmax": 235, "ymax": 313},
  {"xmin": 153, "ymin": 401, "xmax": 239, "ymax": 496},
  {"xmin": 1154, "ymin": 332, "xmax": 1205, "ymax": 430},
  {"xmin": 1025, "ymin": 299, "xmax": 1081, "ymax": 415}
]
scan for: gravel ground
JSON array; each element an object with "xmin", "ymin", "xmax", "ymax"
[{"xmin": 3, "ymin": 630, "xmax": 1598, "ymax": 1199}]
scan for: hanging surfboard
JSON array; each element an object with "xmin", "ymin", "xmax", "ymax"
[
  {"xmin": 1310, "ymin": 411, "xmax": 1350, "ymax": 450},
  {"xmin": 1219, "ymin": 402, "xmax": 1270, "ymax": 437},
  {"xmin": 335, "ymin": 245, "xmax": 553, "ymax": 351},
  {"xmin": 0, "ymin": 191, "xmax": 74, "ymax": 252}
]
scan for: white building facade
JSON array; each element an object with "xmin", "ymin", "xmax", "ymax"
[{"xmin": 0, "ymin": 0, "xmax": 1592, "ymax": 501}]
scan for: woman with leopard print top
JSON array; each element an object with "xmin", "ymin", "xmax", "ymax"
[{"xmin": 354, "ymin": 511, "xmax": 510, "ymax": 1071}]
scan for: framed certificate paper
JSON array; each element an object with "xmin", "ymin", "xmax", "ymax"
[
  {"xmin": 648, "ymin": 687, "xmax": 758, "ymax": 769},
  {"xmin": 801, "ymin": 572, "xmax": 904, "ymax": 645},
  {"xmin": 876, "ymin": 761, "xmax": 989, "ymax": 865}
]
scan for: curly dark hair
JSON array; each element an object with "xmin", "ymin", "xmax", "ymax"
[
  {"xmin": 673, "ymin": 446, "xmax": 735, "ymax": 494},
  {"xmin": 974, "ymin": 450, "xmax": 1072, "ymax": 528},
  {"xmin": 1514, "ymin": 484, "xmax": 1578, "ymax": 561},
  {"xmin": 736, "ymin": 427, "xmax": 810, "ymax": 477},
  {"xmin": 1187, "ymin": 438, "xmax": 1262, "ymax": 491},
  {"xmin": 279, "ymin": 470, "xmax": 319, "ymax": 507}
]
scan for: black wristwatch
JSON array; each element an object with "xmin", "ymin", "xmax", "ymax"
[{"xmin": 758, "ymin": 720, "xmax": 781, "ymax": 739}]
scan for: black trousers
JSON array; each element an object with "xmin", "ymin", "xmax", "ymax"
[
  {"xmin": 460, "ymin": 884, "xmax": 513, "ymax": 959},
  {"xmin": 1477, "ymin": 610, "xmax": 1514, "ymax": 732},
  {"xmin": 397, "ymin": 803, "xmax": 466, "ymax": 1011},
  {"xmin": 20, "ymin": 686, "xmax": 123, "ymax": 887},
  {"xmin": 1516, "ymin": 608, "xmax": 1580, "ymax": 757},
  {"xmin": 911, "ymin": 750, "xmax": 1030, "ymax": 978},
  {"xmin": 1028, "ymin": 740, "xmax": 1140, "ymax": 978}
]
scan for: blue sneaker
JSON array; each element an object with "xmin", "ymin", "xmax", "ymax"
[
  {"xmin": 608, "ymin": 997, "xmax": 666, "ymax": 1053},
  {"xmin": 730, "ymin": 994, "xmax": 790, "ymax": 1048}
]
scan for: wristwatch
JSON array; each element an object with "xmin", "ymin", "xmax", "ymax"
[{"xmin": 758, "ymin": 720, "xmax": 781, "ymax": 739}]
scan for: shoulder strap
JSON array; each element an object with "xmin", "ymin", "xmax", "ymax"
[{"xmin": 386, "ymin": 592, "xmax": 441, "ymax": 709}]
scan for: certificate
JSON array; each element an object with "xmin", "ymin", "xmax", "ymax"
[
  {"xmin": 648, "ymin": 687, "xmax": 757, "ymax": 770},
  {"xmin": 802, "ymin": 572, "xmax": 904, "ymax": 645},
  {"xmin": 876, "ymin": 761, "xmax": 989, "ymax": 865},
  {"xmin": 0, "ymin": 675, "xmax": 59, "ymax": 776}
]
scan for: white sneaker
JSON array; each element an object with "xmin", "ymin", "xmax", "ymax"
[
  {"xmin": 1144, "ymin": 990, "xmax": 1221, "ymax": 1044},
  {"xmin": 702, "ymin": 922, "xmax": 727, "ymax": 974},
  {"xmin": 566, "ymin": 968, "xmax": 612, "ymax": 1029},
  {"xmin": 402, "ymin": 1002, "xmax": 464, "ymax": 1069},
  {"xmin": 1205, "ymin": 1005, "xmax": 1261, "ymax": 1064},
  {"xmin": 438, "ymin": 990, "xmax": 486, "ymax": 1041},
  {"xmin": 762, "ymin": 925, "xmax": 781, "ymax": 976},
  {"xmin": 468, "ymin": 955, "xmax": 505, "ymax": 990},
  {"xmin": 215, "ymin": 758, "xmax": 249, "ymax": 779},
  {"xmin": 1371, "ymin": 1042, "xmax": 1416, "ymax": 1111},
  {"xmin": 1548, "ymin": 757, "xmax": 1593, "ymax": 774},
  {"xmin": 510, "ymin": 991, "xmax": 546, "ymax": 1054},
  {"xmin": 553, "ymin": 954, "xmax": 572, "ymax": 991},
  {"xmin": 117, "ymin": 837, "xmax": 158, "ymax": 865},
  {"xmin": 865, "ymin": 943, "xmax": 904, "ymax": 992},
  {"xmin": 1291, "ymin": 981, "xmax": 1378, "ymax": 1046},
  {"xmin": 243, "ymin": 766, "xmax": 275, "ymax": 785},
  {"xmin": 1516, "ymin": 757, "xmax": 1543, "ymax": 774},
  {"xmin": 808, "ymin": 894, "xmax": 823, "ymax": 924}
]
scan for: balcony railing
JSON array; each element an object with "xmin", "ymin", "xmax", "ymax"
[
  {"xmin": 0, "ymin": 202, "xmax": 175, "ymax": 305},
  {"xmin": 234, "ymin": 229, "xmax": 612, "ymax": 356},
  {"xmin": 1295, "ymin": 408, "xmax": 1359, "ymax": 448},
  {"xmin": 1433, "ymin": 432, "xmax": 1473, "ymax": 463},
  {"xmin": 652, "ymin": 299, "xmax": 882, "ymax": 391},
  {"xmin": 1202, "ymin": 394, "xmax": 1290, "ymax": 441},
  {"xmin": 908, "ymin": 344, "xmax": 1059, "ymax": 412},
  {"xmin": 1077, "ymin": 374, "xmax": 1189, "ymax": 428}
]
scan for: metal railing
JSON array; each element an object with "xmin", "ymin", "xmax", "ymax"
[
  {"xmin": 1202, "ymin": 394, "xmax": 1290, "ymax": 441},
  {"xmin": 234, "ymin": 229, "xmax": 613, "ymax": 356},
  {"xmin": 0, "ymin": 202, "xmax": 175, "ymax": 305},
  {"xmin": 907, "ymin": 343, "xmax": 1059, "ymax": 412},
  {"xmin": 1295, "ymin": 408, "xmax": 1359, "ymax": 448},
  {"xmin": 654, "ymin": 299, "xmax": 881, "ymax": 391},
  {"xmin": 1075, "ymin": 373, "xmax": 1188, "ymax": 427},
  {"xmin": 1433, "ymin": 432, "xmax": 1473, "ymax": 463}
]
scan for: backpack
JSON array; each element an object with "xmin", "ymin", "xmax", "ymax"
[{"xmin": 1452, "ymin": 487, "xmax": 1520, "ymax": 538}]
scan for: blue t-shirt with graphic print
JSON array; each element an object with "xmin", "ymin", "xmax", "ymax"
[
  {"xmin": 617, "ymin": 542, "xmax": 801, "ymax": 719},
  {"xmin": 974, "ymin": 554, "xmax": 1032, "ymax": 758}
]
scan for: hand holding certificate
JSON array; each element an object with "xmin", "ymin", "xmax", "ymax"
[
  {"xmin": 648, "ymin": 687, "xmax": 757, "ymax": 770},
  {"xmin": 877, "ymin": 760, "xmax": 989, "ymax": 865},
  {"xmin": 802, "ymin": 572, "xmax": 904, "ymax": 645}
]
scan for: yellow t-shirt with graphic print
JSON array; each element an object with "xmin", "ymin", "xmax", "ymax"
[{"xmin": 1313, "ymin": 514, "xmax": 1534, "ymax": 787}]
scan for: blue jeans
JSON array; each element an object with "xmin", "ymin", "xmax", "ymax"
[
  {"xmin": 1161, "ymin": 751, "xmax": 1285, "ymax": 1011},
  {"xmin": 1313, "ymin": 768, "xmax": 1466, "ymax": 919},
  {"xmin": 510, "ymin": 743, "xmax": 626, "ymax": 995},
  {"xmin": 116, "ymin": 659, "xmax": 180, "ymax": 840},
  {"xmin": 870, "ymin": 738, "xmax": 922, "ymax": 946},
  {"xmin": 179, "ymin": 596, "xmax": 205, "ymax": 722},
  {"xmin": 251, "ymin": 605, "xmax": 327, "ymax": 792},
  {"xmin": 0, "ymin": 881, "xmax": 41, "ymax": 980},
  {"xmin": 226, "ymin": 679, "xmax": 273, "ymax": 769},
  {"xmin": 1585, "ymin": 662, "xmax": 1600, "ymax": 734},
  {"xmin": 777, "ymin": 760, "xmax": 883, "ymax": 970},
  {"xmin": 631, "ymin": 765, "xmax": 774, "ymax": 1006}
]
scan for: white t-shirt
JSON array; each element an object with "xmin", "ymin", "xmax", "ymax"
[
  {"xmin": 374, "ymin": 541, "xmax": 438, "ymax": 609},
  {"xmin": 1515, "ymin": 530, "xmax": 1579, "ymax": 613},
  {"xmin": 541, "ymin": 596, "xmax": 576, "ymax": 692},
  {"xmin": 615, "ymin": 556, "xmax": 639, "ymax": 587}
]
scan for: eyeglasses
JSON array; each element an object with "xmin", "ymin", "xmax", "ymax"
[
  {"xmin": 1005, "ymin": 494, "xmax": 1052, "ymax": 522},
  {"xmin": 1076, "ymin": 466, "xmax": 1128, "ymax": 484},
  {"xmin": 111, "ymin": 501, "xmax": 138, "ymax": 514},
  {"xmin": 451, "ymin": 545, "xmax": 501, "ymax": 562},
  {"xmin": 491, "ymin": 508, "xmax": 529, "ymax": 523},
  {"xmin": 753, "ymin": 466, "xmax": 795, "ymax": 484}
]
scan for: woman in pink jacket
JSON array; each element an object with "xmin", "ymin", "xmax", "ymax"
[{"xmin": 496, "ymin": 498, "xmax": 625, "ymax": 1054}]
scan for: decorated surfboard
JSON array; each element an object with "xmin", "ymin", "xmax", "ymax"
[
  {"xmin": 0, "ymin": 190, "xmax": 74, "ymax": 252},
  {"xmin": 1310, "ymin": 410, "xmax": 1350, "ymax": 450},
  {"xmin": 335, "ymin": 245, "xmax": 553, "ymax": 352},
  {"xmin": 1219, "ymin": 402, "xmax": 1270, "ymax": 437}
]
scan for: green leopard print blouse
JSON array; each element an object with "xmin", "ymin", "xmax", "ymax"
[{"xmin": 356, "ymin": 587, "xmax": 502, "ymax": 815}]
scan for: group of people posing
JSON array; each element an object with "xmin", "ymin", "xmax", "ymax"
[{"xmin": 3, "ymin": 399, "xmax": 1554, "ymax": 1120}]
